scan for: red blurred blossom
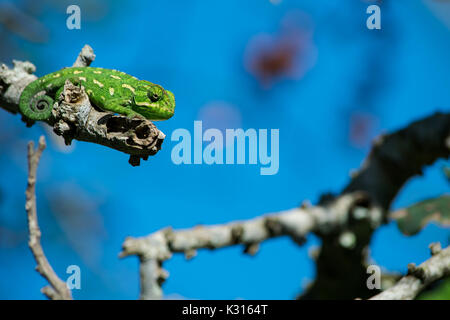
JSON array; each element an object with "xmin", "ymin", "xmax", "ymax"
[
  {"xmin": 244, "ymin": 10, "xmax": 317, "ymax": 88},
  {"xmin": 349, "ymin": 112, "xmax": 379, "ymax": 148}
]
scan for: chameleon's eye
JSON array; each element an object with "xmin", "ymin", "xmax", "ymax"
[{"xmin": 147, "ymin": 85, "xmax": 165, "ymax": 102}]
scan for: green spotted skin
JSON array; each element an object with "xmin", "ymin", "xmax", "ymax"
[{"xmin": 19, "ymin": 67, "xmax": 175, "ymax": 121}]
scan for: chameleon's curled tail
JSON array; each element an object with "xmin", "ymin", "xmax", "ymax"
[{"xmin": 19, "ymin": 80, "xmax": 55, "ymax": 121}]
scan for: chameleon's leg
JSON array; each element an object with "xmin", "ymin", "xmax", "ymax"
[
  {"xmin": 55, "ymin": 86, "xmax": 65, "ymax": 101},
  {"xmin": 103, "ymin": 99, "xmax": 140, "ymax": 119},
  {"xmin": 125, "ymin": 111, "xmax": 141, "ymax": 119}
]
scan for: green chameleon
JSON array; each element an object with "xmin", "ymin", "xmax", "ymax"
[{"xmin": 19, "ymin": 67, "xmax": 175, "ymax": 121}]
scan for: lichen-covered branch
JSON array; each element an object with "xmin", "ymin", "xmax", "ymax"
[
  {"xmin": 26, "ymin": 136, "xmax": 72, "ymax": 300},
  {"xmin": 370, "ymin": 243, "xmax": 450, "ymax": 300},
  {"xmin": 0, "ymin": 45, "xmax": 165, "ymax": 166},
  {"xmin": 72, "ymin": 45, "xmax": 96, "ymax": 68},
  {"xmin": 139, "ymin": 258, "xmax": 169, "ymax": 300}
]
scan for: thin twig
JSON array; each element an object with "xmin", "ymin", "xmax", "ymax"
[
  {"xmin": 26, "ymin": 136, "xmax": 72, "ymax": 300},
  {"xmin": 370, "ymin": 243, "xmax": 450, "ymax": 300}
]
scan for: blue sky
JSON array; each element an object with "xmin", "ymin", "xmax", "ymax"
[{"xmin": 0, "ymin": 0, "xmax": 448, "ymax": 299}]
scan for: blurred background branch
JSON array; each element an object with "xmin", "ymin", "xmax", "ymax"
[
  {"xmin": 26, "ymin": 136, "xmax": 72, "ymax": 300},
  {"xmin": 120, "ymin": 192, "xmax": 378, "ymax": 299},
  {"xmin": 121, "ymin": 112, "xmax": 450, "ymax": 300},
  {"xmin": 303, "ymin": 112, "xmax": 450, "ymax": 299}
]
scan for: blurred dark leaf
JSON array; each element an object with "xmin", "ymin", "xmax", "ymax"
[{"xmin": 390, "ymin": 195, "xmax": 450, "ymax": 236}]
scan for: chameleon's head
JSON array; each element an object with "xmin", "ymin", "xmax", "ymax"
[{"xmin": 132, "ymin": 81, "xmax": 175, "ymax": 120}]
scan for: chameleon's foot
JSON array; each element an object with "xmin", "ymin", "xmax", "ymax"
[
  {"xmin": 126, "ymin": 112, "xmax": 142, "ymax": 120},
  {"xmin": 21, "ymin": 94, "xmax": 54, "ymax": 121}
]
